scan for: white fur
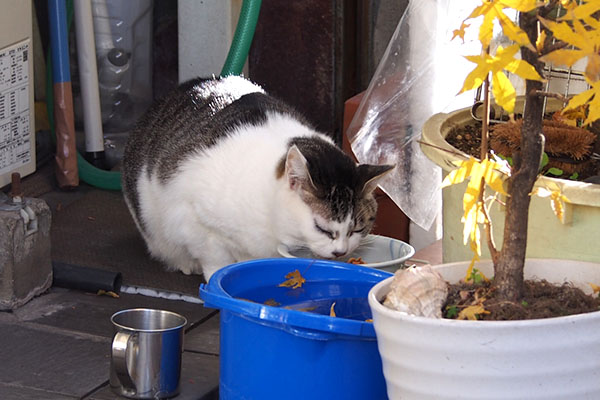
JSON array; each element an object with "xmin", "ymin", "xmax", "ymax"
[{"xmin": 134, "ymin": 113, "xmax": 357, "ymax": 281}]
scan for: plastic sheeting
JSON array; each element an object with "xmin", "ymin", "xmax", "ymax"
[{"xmin": 347, "ymin": 0, "xmax": 480, "ymax": 230}]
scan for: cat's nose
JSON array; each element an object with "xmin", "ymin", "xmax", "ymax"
[{"xmin": 332, "ymin": 250, "xmax": 346, "ymax": 258}]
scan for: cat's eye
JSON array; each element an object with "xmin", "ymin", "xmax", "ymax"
[
  {"xmin": 315, "ymin": 222, "xmax": 335, "ymax": 239},
  {"xmin": 350, "ymin": 226, "xmax": 366, "ymax": 236}
]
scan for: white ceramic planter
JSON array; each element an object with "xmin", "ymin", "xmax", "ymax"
[
  {"xmin": 420, "ymin": 102, "xmax": 600, "ymax": 264},
  {"xmin": 368, "ymin": 259, "xmax": 600, "ymax": 400}
]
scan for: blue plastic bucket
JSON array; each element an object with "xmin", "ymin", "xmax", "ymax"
[{"xmin": 199, "ymin": 258, "xmax": 392, "ymax": 400}]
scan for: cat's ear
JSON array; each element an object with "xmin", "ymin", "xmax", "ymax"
[
  {"xmin": 359, "ymin": 164, "xmax": 395, "ymax": 194},
  {"xmin": 285, "ymin": 145, "xmax": 315, "ymax": 191}
]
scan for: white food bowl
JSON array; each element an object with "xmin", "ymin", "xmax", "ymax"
[{"xmin": 277, "ymin": 234, "xmax": 415, "ymax": 272}]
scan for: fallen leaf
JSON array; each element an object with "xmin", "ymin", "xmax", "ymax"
[
  {"xmin": 589, "ymin": 282, "xmax": 600, "ymax": 294},
  {"xmin": 97, "ymin": 289, "xmax": 119, "ymax": 298},
  {"xmin": 347, "ymin": 257, "xmax": 365, "ymax": 264},
  {"xmin": 278, "ymin": 269, "xmax": 306, "ymax": 289},
  {"xmin": 458, "ymin": 304, "xmax": 490, "ymax": 320},
  {"xmin": 330, "ymin": 302, "xmax": 336, "ymax": 317},
  {"xmin": 264, "ymin": 298, "xmax": 281, "ymax": 307},
  {"xmin": 365, "ymin": 319, "xmax": 373, "ymax": 323}
]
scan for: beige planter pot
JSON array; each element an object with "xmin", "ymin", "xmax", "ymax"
[{"xmin": 420, "ymin": 102, "xmax": 600, "ymax": 263}]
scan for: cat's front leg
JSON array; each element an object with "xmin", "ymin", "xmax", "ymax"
[{"xmin": 186, "ymin": 237, "xmax": 236, "ymax": 281}]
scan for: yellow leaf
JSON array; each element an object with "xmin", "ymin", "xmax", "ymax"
[
  {"xmin": 482, "ymin": 160, "xmax": 508, "ymax": 195},
  {"xmin": 460, "ymin": 58, "xmax": 490, "ymax": 93},
  {"xmin": 278, "ymin": 269, "xmax": 306, "ymax": 289},
  {"xmin": 441, "ymin": 157, "xmax": 476, "ymax": 187},
  {"xmin": 479, "ymin": 8, "xmax": 496, "ymax": 48},
  {"xmin": 562, "ymin": 1, "xmax": 600, "ymax": 20},
  {"xmin": 586, "ymin": 53, "xmax": 600, "ymax": 83},
  {"xmin": 584, "ymin": 16, "xmax": 600, "ymax": 30},
  {"xmin": 564, "ymin": 87, "xmax": 596, "ymax": 111},
  {"xmin": 504, "ymin": 58, "xmax": 544, "ymax": 81},
  {"xmin": 464, "ymin": 255, "xmax": 478, "ymax": 282},
  {"xmin": 452, "ymin": 21, "xmax": 470, "ymax": 43},
  {"xmin": 466, "ymin": 2, "xmax": 491, "ymax": 19},
  {"xmin": 460, "ymin": 44, "xmax": 541, "ymax": 99},
  {"xmin": 458, "ymin": 305, "xmax": 490, "ymax": 320},
  {"xmin": 540, "ymin": 49, "xmax": 587, "ymax": 68},
  {"xmin": 565, "ymin": 80, "xmax": 600, "ymax": 125},
  {"xmin": 444, "ymin": 158, "xmax": 508, "ymax": 260},
  {"xmin": 583, "ymin": 90, "xmax": 600, "ymax": 125},
  {"xmin": 533, "ymin": 187, "xmax": 570, "ymax": 222},
  {"xmin": 589, "ymin": 282, "xmax": 600, "ymax": 294},
  {"xmin": 539, "ymin": 15, "xmax": 600, "ymax": 82},
  {"xmin": 492, "ymin": 70, "xmax": 517, "ymax": 114},
  {"xmin": 329, "ymin": 302, "xmax": 336, "ymax": 317},
  {"xmin": 536, "ymin": 30, "xmax": 547, "ymax": 54},
  {"xmin": 496, "ymin": 10, "xmax": 536, "ymax": 51},
  {"xmin": 539, "ymin": 17, "xmax": 588, "ymax": 50},
  {"xmin": 556, "ymin": 105, "xmax": 587, "ymax": 123},
  {"xmin": 462, "ymin": 205, "xmax": 482, "ymax": 254},
  {"xmin": 499, "ymin": 0, "xmax": 538, "ymax": 12}
]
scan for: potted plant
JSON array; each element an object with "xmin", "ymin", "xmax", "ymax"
[
  {"xmin": 419, "ymin": 3, "xmax": 600, "ymax": 264},
  {"xmin": 369, "ymin": 1, "xmax": 600, "ymax": 398}
]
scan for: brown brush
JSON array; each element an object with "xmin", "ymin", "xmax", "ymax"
[{"xmin": 490, "ymin": 119, "xmax": 596, "ymax": 174}]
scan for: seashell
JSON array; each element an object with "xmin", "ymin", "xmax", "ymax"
[{"xmin": 383, "ymin": 266, "xmax": 448, "ymax": 318}]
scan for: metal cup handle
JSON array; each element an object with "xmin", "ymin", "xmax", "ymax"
[{"xmin": 112, "ymin": 331, "xmax": 137, "ymax": 391}]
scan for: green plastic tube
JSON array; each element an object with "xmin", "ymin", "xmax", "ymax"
[{"xmin": 46, "ymin": 0, "xmax": 262, "ymax": 191}]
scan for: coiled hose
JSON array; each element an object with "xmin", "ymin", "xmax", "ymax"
[{"xmin": 46, "ymin": 0, "xmax": 262, "ymax": 190}]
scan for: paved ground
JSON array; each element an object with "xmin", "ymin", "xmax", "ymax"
[
  {"xmin": 0, "ymin": 162, "xmax": 442, "ymax": 400},
  {"xmin": 0, "ymin": 164, "xmax": 220, "ymax": 399},
  {"xmin": 0, "ymin": 286, "xmax": 220, "ymax": 399}
]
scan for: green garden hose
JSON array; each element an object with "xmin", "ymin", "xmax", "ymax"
[{"xmin": 46, "ymin": 0, "xmax": 262, "ymax": 190}]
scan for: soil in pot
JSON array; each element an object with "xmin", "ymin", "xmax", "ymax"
[
  {"xmin": 444, "ymin": 276, "xmax": 600, "ymax": 321},
  {"xmin": 444, "ymin": 116, "xmax": 600, "ymax": 182}
]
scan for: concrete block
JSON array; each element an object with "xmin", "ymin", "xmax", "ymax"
[{"xmin": 0, "ymin": 196, "xmax": 52, "ymax": 310}]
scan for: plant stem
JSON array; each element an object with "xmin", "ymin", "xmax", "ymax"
[
  {"xmin": 480, "ymin": 74, "xmax": 499, "ymax": 261},
  {"xmin": 494, "ymin": 10, "xmax": 545, "ymax": 302}
]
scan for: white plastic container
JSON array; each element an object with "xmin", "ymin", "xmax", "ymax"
[
  {"xmin": 91, "ymin": 0, "xmax": 153, "ymax": 133},
  {"xmin": 369, "ymin": 259, "xmax": 600, "ymax": 400}
]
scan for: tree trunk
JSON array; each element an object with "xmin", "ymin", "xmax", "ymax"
[{"xmin": 493, "ymin": 11, "xmax": 545, "ymax": 302}]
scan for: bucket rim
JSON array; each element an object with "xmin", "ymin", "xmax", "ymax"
[{"xmin": 199, "ymin": 258, "xmax": 392, "ymax": 339}]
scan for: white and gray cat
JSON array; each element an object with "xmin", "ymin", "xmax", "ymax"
[{"xmin": 122, "ymin": 76, "xmax": 394, "ymax": 280}]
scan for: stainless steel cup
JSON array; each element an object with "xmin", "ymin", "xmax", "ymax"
[{"xmin": 110, "ymin": 308, "xmax": 187, "ymax": 399}]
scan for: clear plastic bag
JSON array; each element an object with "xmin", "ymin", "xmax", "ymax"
[{"xmin": 346, "ymin": 0, "xmax": 480, "ymax": 230}]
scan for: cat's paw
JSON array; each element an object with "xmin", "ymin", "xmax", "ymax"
[{"xmin": 202, "ymin": 264, "xmax": 222, "ymax": 282}]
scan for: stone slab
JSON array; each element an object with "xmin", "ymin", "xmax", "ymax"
[
  {"xmin": 0, "ymin": 323, "xmax": 110, "ymax": 398},
  {"xmin": 184, "ymin": 312, "xmax": 220, "ymax": 356},
  {"xmin": 13, "ymin": 288, "xmax": 212, "ymax": 338},
  {"xmin": 87, "ymin": 351, "xmax": 219, "ymax": 400},
  {"xmin": 0, "ymin": 383, "xmax": 78, "ymax": 399}
]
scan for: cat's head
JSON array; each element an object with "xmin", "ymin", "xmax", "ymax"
[{"xmin": 280, "ymin": 137, "xmax": 394, "ymax": 260}]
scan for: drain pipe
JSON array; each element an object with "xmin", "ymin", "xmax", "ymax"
[
  {"xmin": 73, "ymin": 0, "xmax": 106, "ymax": 168},
  {"xmin": 47, "ymin": 0, "xmax": 262, "ymax": 191},
  {"xmin": 48, "ymin": 0, "xmax": 79, "ymax": 188}
]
